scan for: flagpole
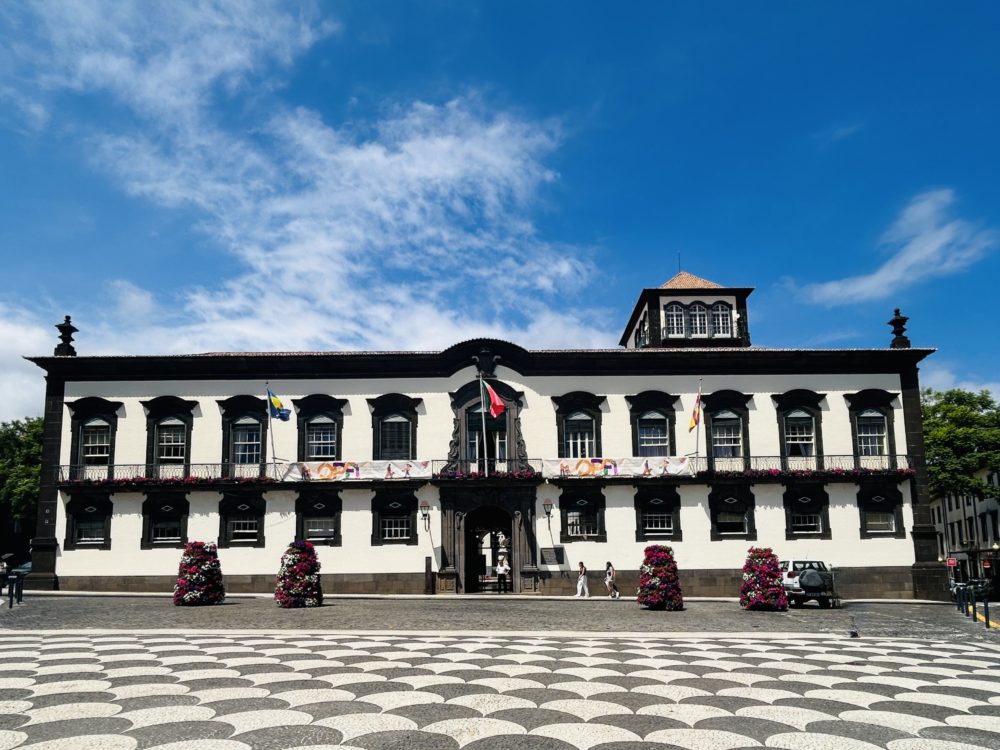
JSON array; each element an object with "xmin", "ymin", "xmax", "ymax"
[
  {"xmin": 266, "ymin": 380, "xmax": 278, "ymax": 480},
  {"xmin": 480, "ymin": 372, "xmax": 490, "ymax": 478},
  {"xmin": 694, "ymin": 377, "xmax": 703, "ymax": 471}
]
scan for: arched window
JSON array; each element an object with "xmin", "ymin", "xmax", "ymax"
[
  {"xmin": 218, "ymin": 395, "xmax": 268, "ymax": 478},
  {"xmin": 711, "ymin": 409, "xmax": 742, "ymax": 458},
  {"xmin": 306, "ymin": 415, "xmax": 339, "ymax": 460},
  {"xmin": 142, "ymin": 396, "xmax": 197, "ymax": 478},
  {"xmin": 155, "ymin": 417, "xmax": 187, "ymax": 464},
  {"xmin": 380, "ymin": 414, "xmax": 412, "ymax": 460},
  {"xmin": 368, "ymin": 394, "xmax": 421, "ymax": 461},
  {"xmin": 466, "ymin": 404, "xmax": 507, "ymax": 461},
  {"xmin": 232, "ymin": 416, "xmax": 262, "ymax": 465},
  {"xmin": 711, "ymin": 303, "xmax": 732, "ymax": 337},
  {"xmin": 688, "ymin": 304, "xmax": 708, "ymax": 336},
  {"xmin": 857, "ymin": 409, "xmax": 887, "ymax": 456},
  {"xmin": 783, "ymin": 409, "xmax": 815, "ymax": 457},
  {"xmin": 564, "ymin": 411, "xmax": 595, "ymax": 458},
  {"xmin": 67, "ymin": 397, "xmax": 123, "ymax": 480},
  {"xmin": 637, "ymin": 410, "xmax": 670, "ymax": 457},
  {"xmin": 81, "ymin": 418, "xmax": 112, "ymax": 465},
  {"xmin": 664, "ymin": 304, "xmax": 685, "ymax": 337}
]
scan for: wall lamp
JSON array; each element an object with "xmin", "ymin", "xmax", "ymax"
[
  {"xmin": 542, "ymin": 500, "xmax": 553, "ymax": 527},
  {"xmin": 419, "ymin": 500, "xmax": 430, "ymax": 529}
]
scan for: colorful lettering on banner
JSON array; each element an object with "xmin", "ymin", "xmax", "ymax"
[
  {"xmin": 281, "ymin": 460, "xmax": 431, "ymax": 482},
  {"xmin": 542, "ymin": 456, "xmax": 694, "ymax": 479}
]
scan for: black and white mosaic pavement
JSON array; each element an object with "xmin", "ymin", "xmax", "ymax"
[{"xmin": 2, "ymin": 632, "xmax": 1000, "ymax": 750}]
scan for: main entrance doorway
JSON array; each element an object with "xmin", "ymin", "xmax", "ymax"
[{"xmin": 463, "ymin": 505, "xmax": 512, "ymax": 593}]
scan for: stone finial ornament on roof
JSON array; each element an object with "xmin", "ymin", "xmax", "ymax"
[
  {"xmin": 54, "ymin": 315, "xmax": 78, "ymax": 357},
  {"xmin": 888, "ymin": 308, "xmax": 911, "ymax": 349},
  {"xmin": 660, "ymin": 271, "xmax": 724, "ymax": 290}
]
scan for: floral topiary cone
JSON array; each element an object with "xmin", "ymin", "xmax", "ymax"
[
  {"xmin": 173, "ymin": 541, "xmax": 226, "ymax": 606},
  {"xmin": 637, "ymin": 544, "xmax": 684, "ymax": 610},
  {"xmin": 275, "ymin": 540, "xmax": 323, "ymax": 608},
  {"xmin": 739, "ymin": 546, "xmax": 788, "ymax": 611}
]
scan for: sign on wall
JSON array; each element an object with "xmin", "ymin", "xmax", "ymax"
[{"xmin": 947, "ymin": 558, "xmax": 958, "ymax": 567}]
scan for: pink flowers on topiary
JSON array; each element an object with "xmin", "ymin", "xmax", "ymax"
[
  {"xmin": 637, "ymin": 544, "xmax": 684, "ymax": 610},
  {"xmin": 173, "ymin": 541, "xmax": 225, "ymax": 606},
  {"xmin": 275, "ymin": 540, "xmax": 323, "ymax": 608},
  {"xmin": 739, "ymin": 547, "xmax": 788, "ymax": 611}
]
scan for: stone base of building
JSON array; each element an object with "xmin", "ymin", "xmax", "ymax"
[{"xmin": 50, "ymin": 566, "xmax": 939, "ymax": 599}]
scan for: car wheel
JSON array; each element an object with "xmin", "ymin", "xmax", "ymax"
[
  {"xmin": 791, "ymin": 597, "xmax": 804, "ymax": 608},
  {"xmin": 818, "ymin": 598, "xmax": 832, "ymax": 609}
]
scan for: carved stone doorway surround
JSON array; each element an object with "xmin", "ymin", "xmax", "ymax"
[{"xmin": 436, "ymin": 485, "xmax": 539, "ymax": 594}]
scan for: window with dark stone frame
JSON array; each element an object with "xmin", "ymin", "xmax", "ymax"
[
  {"xmin": 782, "ymin": 484, "xmax": 831, "ymax": 540},
  {"xmin": 141, "ymin": 494, "xmax": 189, "ymax": 549},
  {"xmin": 296, "ymin": 491, "xmax": 343, "ymax": 546},
  {"xmin": 634, "ymin": 485, "xmax": 682, "ymax": 542},
  {"xmin": 857, "ymin": 484, "xmax": 906, "ymax": 540},
  {"xmin": 371, "ymin": 493, "xmax": 419, "ymax": 546},
  {"xmin": 558, "ymin": 489, "xmax": 607, "ymax": 544},
  {"xmin": 64, "ymin": 494, "xmax": 113, "ymax": 551},
  {"xmin": 218, "ymin": 493, "xmax": 266, "ymax": 548},
  {"xmin": 708, "ymin": 484, "xmax": 756, "ymax": 541}
]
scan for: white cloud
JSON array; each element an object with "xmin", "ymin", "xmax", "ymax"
[
  {"xmin": 802, "ymin": 189, "xmax": 998, "ymax": 306},
  {"xmin": 812, "ymin": 121, "xmax": 864, "ymax": 148},
  {"xmin": 921, "ymin": 361, "xmax": 1000, "ymax": 400},
  {"xmin": 0, "ymin": 305, "xmax": 54, "ymax": 421},
  {"xmin": 0, "ymin": 0, "xmax": 614, "ymax": 406}
]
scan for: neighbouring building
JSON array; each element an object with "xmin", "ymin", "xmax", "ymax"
[
  {"xmin": 26, "ymin": 272, "xmax": 947, "ymax": 599},
  {"xmin": 930, "ymin": 469, "xmax": 1000, "ymax": 582}
]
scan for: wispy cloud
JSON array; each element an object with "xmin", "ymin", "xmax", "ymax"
[
  {"xmin": 0, "ymin": 2, "xmax": 614, "ymax": 419},
  {"xmin": 801, "ymin": 189, "xmax": 998, "ymax": 306},
  {"xmin": 921, "ymin": 361, "xmax": 1000, "ymax": 400},
  {"xmin": 812, "ymin": 120, "xmax": 864, "ymax": 149}
]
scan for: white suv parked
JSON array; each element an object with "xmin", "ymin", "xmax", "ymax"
[{"xmin": 778, "ymin": 559, "xmax": 839, "ymax": 608}]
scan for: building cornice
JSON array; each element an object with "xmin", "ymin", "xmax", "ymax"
[{"xmin": 26, "ymin": 337, "xmax": 934, "ymax": 382}]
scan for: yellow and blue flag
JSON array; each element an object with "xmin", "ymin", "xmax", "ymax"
[{"xmin": 267, "ymin": 388, "xmax": 291, "ymax": 421}]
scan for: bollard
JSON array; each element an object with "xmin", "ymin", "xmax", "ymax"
[
  {"xmin": 15, "ymin": 573, "xmax": 23, "ymax": 605},
  {"xmin": 6, "ymin": 575, "xmax": 13, "ymax": 609},
  {"xmin": 985, "ymin": 598, "xmax": 991, "ymax": 629},
  {"xmin": 971, "ymin": 593, "xmax": 977, "ymax": 620}
]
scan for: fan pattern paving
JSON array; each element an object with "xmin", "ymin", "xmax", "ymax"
[{"xmin": 1, "ymin": 633, "xmax": 999, "ymax": 749}]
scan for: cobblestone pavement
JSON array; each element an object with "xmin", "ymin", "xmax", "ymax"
[
  {"xmin": 2, "ymin": 595, "xmax": 999, "ymax": 643},
  {"xmin": 2, "ymin": 630, "xmax": 1000, "ymax": 750},
  {"xmin": 2, "ymin": 598, "xmax": 999, "ymax": 749}
]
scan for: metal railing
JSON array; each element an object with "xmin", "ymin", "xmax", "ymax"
[
  {"xmin": 55, "ymin": 454, "xmax": 913, "ymax": 485},
  {"xmin": 431, "ymin": 459, "xmax": 543, "ymax": 478},
  {"xmin": 56, "ymin": 463, "xmax": 284, "ymax": 484}
]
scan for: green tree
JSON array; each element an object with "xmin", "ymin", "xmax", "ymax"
[
  {"xmin": 0, "ymin": 417, "xmax": 43, "ymax": 527},
  {"xmin": 921, "ymin": 388, "xmax": 1000, "ymax": 499}
]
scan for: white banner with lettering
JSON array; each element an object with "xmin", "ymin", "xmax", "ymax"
[
  {"xmin": 541, "ymin": 456, "xmax": 695, "ymax": 478},
  {"xmin": 281, "ymin": 460, "xmax": 432, "ymax": 482}
]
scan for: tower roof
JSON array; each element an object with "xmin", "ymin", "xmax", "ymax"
[{"xmin": 660, "ymin": 271, "xmax": 724, "ymax": 290}]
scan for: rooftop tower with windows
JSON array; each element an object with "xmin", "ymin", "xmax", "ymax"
[{"xmin": 620, "ymin": 271, "xmax": 753, "ymax": 349}]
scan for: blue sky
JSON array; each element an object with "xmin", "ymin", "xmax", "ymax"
[{"xmin": 1, "ymin": 2, "xmax": 999, "ymax": 420}]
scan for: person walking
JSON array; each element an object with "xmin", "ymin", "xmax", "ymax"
[
  {"xmin": 496, "ymin": 555, "xmax": 510, "ymax": 594},
  {"xmin": 576, "ymin": 561, "xmax": 590, "ymax": 597},
  {"xmin": 605, "ymin": 561, "xmax": 621, "ymax": 599}
]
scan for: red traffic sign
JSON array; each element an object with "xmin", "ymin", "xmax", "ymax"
[{"xmin": 946, "ymin": 558, "xmax": 958, "ymax": 567}]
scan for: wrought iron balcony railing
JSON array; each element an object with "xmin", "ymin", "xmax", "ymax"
[{"xmin": 55, "ymin": 454, "xmax": 914, "ymax": 487}]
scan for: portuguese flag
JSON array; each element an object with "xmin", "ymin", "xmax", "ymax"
[{"xmin": 481, "ymin": 379, "xmax": 505, "ymax": 419}]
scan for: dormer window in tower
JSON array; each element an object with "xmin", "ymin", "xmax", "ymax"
[
  {"xmin": 634, "ymin": 311, "xmax": 650, "ymax": 347},
  {"xmin": 664, "ymin": 304, "xmax": 685, "ymax": 338},
  {"xmin": 689, "ymin": 304, "xmax": 708, "ymax": 337},
  {"xmin": 711, "ymin": 303, "xmax": 733, "ymax": 337}
]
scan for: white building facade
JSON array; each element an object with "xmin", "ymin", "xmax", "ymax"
[{"xmin": 27, "ymin": 273, "xmax": 947, "ymax": 599}]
